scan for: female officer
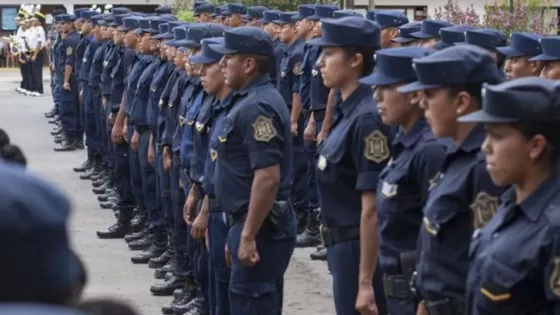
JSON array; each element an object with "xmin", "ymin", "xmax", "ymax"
[
  {"xmin": 460, "ymin": 77, "xmax": 560, "ymax": 315},
  {"xmin": 308, "ymin": 16, "xmax": 391, "ymax": 315},
  {"xmin": 396, "ymin": 45, "xmax": 506, "ymax": 315},
  {"xmin": 359, "ymin": 46, "xmax": 448, "ymax": 315}
]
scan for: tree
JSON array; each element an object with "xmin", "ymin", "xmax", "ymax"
[{"xmin": 433, "ymin": 0, "xmax": 558, "ymax": 36}]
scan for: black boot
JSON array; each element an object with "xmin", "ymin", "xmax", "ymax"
[
  {"xmin": 54, "ymin": 137, "xmax": 78, "ymax": 152},
  {"xmin": 310, "ymin": 245, "xmax": 327, "ymax": 261},
  {"xmin": 181, "ymin": 297, "xmax": 207, "ymax": 315},
  {"xmin": 150, "ymin": 274, "xmax": 185, "ymax": 296},
  {"xmin": 91, "ymin": 172, "xmax": 109, "ymax": 187},
  {"xmin": 296, "ymin": 210, "xmax": 308, "ymax": 235},
  {"xmin": 130, "ymin": 212, "xmax": 147, "ymax": 233},
  {"xmin": 73, "ymin": 153, "xmax": 92, "ymax": 173},
  {"xmin": 296, "ymin": 208, "xmax": 321, "ymax": 248},
  {"xmin": 45, "ymin": 107, "xmax": 57, "ymax": 118},
  {"xmin": 128, "ymin": 234, "xmax": 151, "ymax": 251},
  {"xmin": 131, "ymin": 229, "xmax": 167, "ymax": 264},
  {"xmin": 124, "ymin": 228, "xmax": 147, "ymax": 243},
  {"xmin": 154, "ymin": 256, "xmax": 176, "ymax": 280},
  {"xmin": 99, "ymin": 201, "xmax": 116, "ymax": 210},
  {"xmin": 97, "ymin": 189, "xmax": 118, "ymax": 202},
  {"xmin": 80, "ymin": 156, "xmax": 103, "ymax": 180},
  {"xmin": 96, "ymin": 206, "xmax": 133, "ymax": 239},
  {"xmin": 169, "ymin": 278, "xmax": 197, "ymax": 313},
  {"xmin": 54, "ymin": 134, "xmax": 67, "ymax": 144},
  {"xmin": 51, "ymin": 127, "xmax": 63, "ymax": 136},
  {"xmin": 172, "ymin": 283, "xmax": 201, "ymax": 315},
  {"xmin": 149, "ymin": 237, "xmax": 173, "ymax": 269}
]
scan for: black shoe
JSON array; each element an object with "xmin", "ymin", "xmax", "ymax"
[
  {"xmin": 295, "ymin": 209, "xmax": 321, "ymax": 248},
  {"xmin": 96, "ymin": 222, "xmax": 129, "ymax": 239},
  {"xmin": 154, "ymin": 259, "xmax": 175, "ymax": 280},
  {"xmin": 161, "ymin": 304, "xmax": 175, "ymax": 315},
  {"xmin": 73, "ymin": 159, "xmax": 92, "ymax": 172},
  {"xmin": 91, "ymin": 175, "xmax": 108, "ymax": 187},
  {"xmin": 48, "ymin": 119, "xmax": 59, "ymax": 125},
  {"xmin": 150, "ymin": 275, "xmax": 186, "ymax": 296},
  {"xmin": 173, "ymin": 296, "xmax": 203, "ymax": 315},
  {"xmin": 45, "ymin": 108, "xmax": 57, "ymax": 118},
  {"xmin": 99, "ymin": 201, "xmax": 115, "ymax": 209},
  {"xmin": 93, "ymin": 185, "xmax": 110, "ymax": 196},
  {"xmin": 124, "ymin": 230, "xmax": 146, "ymax": 243},
  {"xmin": 79, "ymin": 168, "xmax": 98, "ymax": 180},
  {"xmin": 310, "ymin": 246, "xmax": 327, "ymax": 261},
  {"xmin": 97, "ymin": 191, "xmax": 117, "ymax": 202},
  {"xmin": 130, "ymin": 214, "xmax": 147, "ymax": 233},
  {"xmin": 149, "ymin": 249, "xmax": 172, "ymax": 269},
  {"xmin": 131, "ymin": 243, "xmax": 166, "ymax": 264},
  {"xmin": 54, "ymin": 135, "xmax": 66, "ymax": 144},
  {"xmin": 91, "ymin": 169, "xmax": 107, "ymax": 181},
  {"xmin": 54, "ymin": 139, "xmax": 78, "ymax": 152},
  {"xmin": 182, "ymin": 298, "xmax": 207, "ymax": 315},
  {"xmin": 51, "ymin": 128, "xmax": 63, "ymax": 136},
  {"xmin": 128, "ymin": 236, "xmax": 151, "ymax": 251}
]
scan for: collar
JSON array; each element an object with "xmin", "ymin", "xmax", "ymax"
[
  {"xmin": 507, "ymin": 170, "xmax": 560, "ymax": 222},
  {"xmin": 337, "ymin": 84, "xmax": 372, "ymax": 118},
  {"xmin": 237, "ymin": 74, "xmax": 271, "ymax": 97},
  {"xmin": 452, "ymin": 123, "xmax": 486, "ymax": 154},
  {"xmin": 395, "ymin": 118, "xmax": 429, "ymax": 148},
  {"xmin": 287, "ymin": 38, "xmax": 303, "ymax": 53},
  {"xmin": 218, "ymin": 91, "xmax": 236, "ymax": 110}
]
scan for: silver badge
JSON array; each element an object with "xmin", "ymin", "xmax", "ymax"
[
  {"xmin": 82, "ymin": 57, "xmax": 87, "ymax": 63},
  {"xmin": 317, "ymin": 155, "xmax": 327, "ymax": 170},
  {"xmin": 312, "ymin": 69, "xmax": 318, "ymax": 76},
  {"xmin": 281, "ymin": 71, "xmax": 286, "ymax": 78},
  {"xmin": 381, "ymin": 181, "xmax": 398, "ymax": 198}
]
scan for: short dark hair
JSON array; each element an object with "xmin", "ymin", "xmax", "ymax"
[
  {"xmin": 242, "ymin": 54, "xmax": 271, "ymax": 75},
  {"xmin": 511, "ymin": 120, "xmax": 560, "ymax": 165},
  {"xmin": 445, "ymin": 82, "xmax": 489, "ymax": 109},
  {"xmin": 341, "ymin": 46, "xmax": 376, "ymax": 77}
]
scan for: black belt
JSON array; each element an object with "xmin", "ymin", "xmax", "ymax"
[
  {"xmin": 324, "ymin": 226, "xmax": 359, "ymax": 247},
  {"xmin": 135, "ymin": 125, "xmax": 150, "ymax": 133},
  {"xmin": 302, "ymin": 109, "xmax": 312, "ymax": 119},
  {"xmin": 423, "ymin": 299, "xmax": 465, "ymax": 315},
  {"xmin": 173, "ymin": 152, "xmax": 180, "ymax": 164},
  {"xmin": 227, "ymin": 212, "xmax": 247, "ymax": 226},
  {"xmin": 312, "ymin": 109, "xmax": 326, "ymax": 121},
  {"xmin": 156, "ymin": 142, "xmax": 163, "ymax": 152},
  {"xmin": 208, "ymin": 198, "xmax": 222, "ymax": 212},
  {"xmin": 383, "ymin": 274, "xmax": 411, "ymax": 299}
]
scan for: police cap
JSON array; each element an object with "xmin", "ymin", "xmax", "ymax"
[
  {"xmin": 360, "ymin": 47, "xmax": 432, "ymax": 86},
  {"xmin": 209, "ymin": 26, "xmax": 274, "ymax": 57},
  {"xmin": 307, "ymin": 16, "xmax": 380, "ymax": 49}
]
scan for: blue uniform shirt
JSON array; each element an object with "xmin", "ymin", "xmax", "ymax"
[
  {"xmin": 416, "ymin": 124, "xmax": 506, "ymax": 302},
  {"xmin": 179, "ymin": 86, "xmax": 204, "ymax": 171},
  {"xmin": 62, "ymin": 31, "xmax": 81, "ymax": 72},
  {"xmin": 162, "ymin": 72, "xmax": 189, "ymax": 147},
  {"xmin": 109, "ymin": 47, "xmax": 127, "ymax": 113},
  {"xmin": 76, "ymin": 35, "xmax": 92, "ymax": 83},
  {"xmin": 316, "ymin": 85, "xmax": 393, "ymax": 228},
  {"xmin": 187, "ymin": 92, "xmax": 214, "ymax": 184},
  {"xmin": 53, "ymin": 35, "xmax": 64, "ymax": 73},
  {"xmin": 278, "ymin": 38, "xmax": 304, "ymax": 108},
  {"xmin": 101, "ymin": 42, "xmax": 117, "ymax": 97},
  {"xmin": 171, "ymin": 77, "xmax": 198, "ymax": 154},
  {"xmin": 466, "ymin": 172, "xmax": 560, "ymax": 315},
  {"xmin": 87, "ymin": 40, "xmax": 109, "ymax": 89},
  {"xmin": 300, "ymin": 43, "xmax": 329, "ymax": 112},
  {"xmin": 214, "ymin": 74, "xmax": 293, "ymax": 215},
  {"xmin": 376, "ymin": 119, "xmax": 447, "ymax": 274},
  {"xmin": 271, "ymin": 38, "xmax": 287, "ymax": 88},
  {"xmin": 148, "ymin": 58, "xmax": 174, "ymax": 131},
  {"xmin": 124, "ymin": 53, "xmax": 144, "ymax": 117},
  {"xmin": 79, "ymin": 37, "xmax": 98, "ymax": 83},
  {"xmin": 157, "ymin": 67, "xmax": 180, "ymax": 143},
  {"xmin": 130, "ymin": 55, "xmax": 157, "ymax": 128}
]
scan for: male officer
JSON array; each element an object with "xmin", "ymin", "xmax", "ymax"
[
  {"xmin": 260, "ymin": 10, "xmax": 285, "ymax": 88},
  {"xmin": 244, "ymin": 6, "xmax": 267, "ymax": 27},
  {"xmin": 497, "ymin": 32, "xmax": 543, "ymax": 79},
  {"xmin": 409, "ymin": 19, "xmax": 453, "ymax": 48},
  {"xmin": 194, "ymin": 4, "xmax": 215, "ymax": 23},
  {"xmin": 223, "ymin": 3, "xmax": 246, "ymax": 27},
  {"xmin": 531, "ymin": 36, "xmax": 560, "ymax": 79},
  {"xmin": 275, "ymin": 11, "xmax": 307, "ymax": 233},
  {"xmin": 211, "ymin": 26, "xmax": 296, "ymax": 315},
  {"xmin": 392, "ymin": 22, "xmax": 421, "ymax": 47},
  {"xmin": 455, "ymin": 28, "xmax": 507, "ymax": 68},
  {"xmin": 433, "ymin": 25, "xmax": 474, "ymax": 50},
  {"xmin": 370, "ymin": 10, "xmax": 408, "ymax": 48},
  {"xmin": 297, "ymin": 4, "xmax": 338, "ymax": 248},
  {"xmin": 333, "ymin": 9, "xmax": 363, "ymax": 18},
  {"xmin": 54, "ymin": 13, "xmax": 83, "ymax": 152},
  {"xmin": 46, "ymin": 8, "xmax": 67, "ymax": 119}
]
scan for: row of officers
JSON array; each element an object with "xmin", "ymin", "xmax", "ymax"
[{"xmin": 43, "ymin": 2, "xmax": 560, "ymax": 315}]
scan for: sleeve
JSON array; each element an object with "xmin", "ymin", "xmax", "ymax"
[
  {"xmin": 64, "ymin": 37, "xmax": 78, "ymax": 67},
  {"xmin": 412, "ymin": 141, "xmax": 447, "ymax": 203},
  {"xmin": 241, "ymin": 101, "xmax": 285, "ymax": 171},
  {"xmin": 544, "ymin": 221, "xmax": 560, "ymax": 311},
  {"xmin": 38, "ymin": 27, "xmax": 46, "ymax": 43},
  {"xmin": 351, "ymin": 112, "xmax": 391, "ymax": 192},
  {"xmin": 291, "ymin": 51, "xmax": 303, "ymax": 94}
]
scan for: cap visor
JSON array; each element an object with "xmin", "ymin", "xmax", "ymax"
[
  {"xmin": 433, "ymin": 40, "xmax": 451, "ymax": 50},
  {"xmin": 307, "ymin": 36, "xmax": 339, "ymax": 46},
  {"xmin": 496, "ymin": 46, "xmax": 525, "ymax": 57},
  {"xmin": 272, "ymin": 20, "xmax": 290, "ymax": 25},
  {"xmin": 107, "ymin": 22, "xmax": 118, "ymax": 27},
  {"xmin": 117, "ymin": 26, "xmax": 129, "ymax": 32},
  {"xmin": 529, "ymin": 54, "xmax": 560, "ymax": 62},
  {"xmin": 307, "ymin": 15, "xmax": 321, "ymax": 20},
  {"xmin": 458, "ymin": 110, "xmax": 519, "ymax": 123},
  {"xmin": 168, "ymin": 39, "xmax": 189, "ymax": 47},
  {"xmin": 178, "ymin": 46, "xmax": 188, "ymax": 52},
  {"xmin": 397, "ymin": 81, "xmax": 442, "ymax": 93},
  {"xmin": 392, "ymin": 37, "xmax": 415, "ymax": 44},
  {"xmin": 190, "ymin": 54, "xmax": 220, "ymax": 65},
  {"xmin": 185, "ymin": 40, "xmax": 202, "ymax": 48},
  {"xmin": 409, "ymin": 31, "xmax": 434, "ymax": 39},
  {"xmin": 359, "ymin": 72, "xmax": 405, "ymax": 86},
  {"xmin": 208, "ymin": 43, "xmax": 237, "ymax": 55},
  {"xmin": 164, "ymin": 39, "xmax": 176, "ymax": 46}
]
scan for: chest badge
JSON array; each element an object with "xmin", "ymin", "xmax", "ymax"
[
  {"xmin": 66, "ymin": 47, "xmax": 72, "ymax": 56},
  {"xmin": 317, "ymin": 155, "xmax": 327, "ymax": 170},
  {"xmin": 103, "ymin": 60, "xmax": 108, "ymax": 67},
  {"xmin": 428, "ymin": 172, "xmax": 440, "ymax": 191},
  {"xmin": 159, "ymin": 99, "xmax": 164, "ymax": 107},
  {"xmin": 281, "ymin": 71, "xmax": 286, "ymax": 78},
  {"xmin": 364, "ymin": 130, "xmax": 389, "ymax": 163},
  {"xmin": 178, "ymin": 116, "xmax": 186, "ymax": 126},
  {"xmin": 470, "ymin": 192, "xmax": 498, "ymax": 229},
  {"xmin": 293, "ymin": 62, "xmax": 303, "ymax": 75},
  {"xmin": 82, "ymin": 57, "xmax": 87, "ymax": 63},
  {"xmin": 381, "ymin": 181, "xmax": 397, "ymax": 198},
  {"xmin": 312, "ymin": 69, "xmax": 318, "ymax": 76},
  {"xmin": 210, "ymin": 149, "xmax": 218, "ymax": 162},
  {"xmin": 195, "ymin": 122, "xmax": 204, "ymax": 132},
  {"xmin": 252, "ymin": 115, "xmax": 277, "ymax": 142}
]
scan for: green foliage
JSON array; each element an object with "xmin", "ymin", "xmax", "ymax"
[
  {"xmin": 176, "ymin": 10, "xmax": 195, "ymax": 22},
  {"xmin": 207, "ymin": 0, "xmax": 340, "ymax": 12}
]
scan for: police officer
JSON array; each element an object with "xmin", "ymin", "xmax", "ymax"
[
  {"xmin": 210, "ymin": 27, "xmax": 296, "ymax": 315},
  {"xmin": 307, "ymin": 16, "xmax": 390, "ymax": 315},
  {"xmin": 433, "ymin": 25, "xmax": 474, "ymax": 50},
  {"xmin": 459, "ymin": 77, "xmax": 560, "ymax": 315},
  {"xmin": 46, "ymin": 11, "xmax": 66, "ymax": 120},
  {"xmin": 54, "ymin": 13, "xmax": 82, "ymax": 152},
  {"xmin": 332, "ymin": 10, "xmax": 363, "ymax": 18},
  {"xmin": 409, "ymin": 19, "xmax": 453, "ymax": 49},
  {"xmin": 29, "ymin": 6, "xmax": 46, "ymax": 97},
  {"xmin": 455, "ymin": 28, "xmax": 507, "ymax": 69},
  {"xmin": 370, "ymin": 10, "xmax": 408, "ymax": 48},
  {"xmin": 531, "ymin": 36, "xmax": 560, "ymax": 80},
  {"xmin": 244, "ymin": 6, "xmax": 267, "ymax": 27},
  {"xmin": 396, "ymin": 45, "xmax": 507, "ymax": 315},
  {"xmin": 497, "ymin": 32, "xmax": 543, "ymax": 80},
  {"xmin": 260, "ymin": 10, "xmax": 285, "ymax": 88},
  {"xmin": 392, "ymin": 22, "xmax": 422, "ymax": 47},
  {"xmin": 223, "ymin": 3, "xmax": 246, "ymax": 27},
  {"xmin": 194, "ymin": 4, "xmax": 215, "ymax": 23},
  {"xmin": 359, "ymin": 46, "xmax": 447, "ymax": 315}
]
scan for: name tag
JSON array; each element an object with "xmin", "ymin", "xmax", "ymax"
[
  {"xmin": 317, "ymin": 155, "xmax": 327, "ymax": 170},
  {"xmin": 381, "ymin": 181, "xmax": 398, "ymax": 198}
]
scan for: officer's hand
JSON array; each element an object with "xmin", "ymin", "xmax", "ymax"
[
  {"xmin": 163, "ymin": 149, "xmax": 171, "ymax": 174},
  {"xmin": 224, "ymin": 243, "xmax": 232, "ymax": 268},
  {"xmin": 185, "ymin": 192, "xmax": 197, "ymax": 225},
  {"xmin": 122, "ymin": 124, "xmax": 129, "ymax": 143},
  {"xmin": 304, "ymin": 120, "xmax": 316, "ymax": 142},
  {"xmin": 131, "ymin": 130, "xmax": 140, "ymax": 152},
  {"xmin": 191, "ymin": 212, "xmax": 208, "ymax": 239},
  {"xmin": 147, "ymin": 143, "xmax": 155, "ymax": 166},
  {"xmin": 63, "ymin": 81, "xmax": 70, "ymax": 91},
  {"xmin": 102, "ymin": 98, "xmax": 107, "ymax": 109},
  {"xmin": 317, "ymin": 130, "xmax": 327, "ymax": 145},
  {"xmin": 355, "ymin": 284, "xmax": 378, "ymax": 315},
  {"xmin": 291, "ymin": 120, "xmax": 298, "ymax": 136},
  {"xmin": 111, "ymin": 124, "xmax": 124, "ymax": 144},
  {"xmin": 108, "ymin": 113, "xmax": 115, "ymax": 125},
  {"xmin": 238, "ymin": 234, "xmax": 260, "ymax": 267},
  {"xmin": 416, "ymin": 303, "xmax": 428, "ymax": 315}
]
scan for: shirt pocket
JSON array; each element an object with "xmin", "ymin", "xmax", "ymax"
[
  {"xmin": 476, "ymin": 259, "xmax": 524, "ymax": 313},
  {"xmin": 316, "ymin": 135, "xmax": 347, "ymax": 183},
  {"xmin": 217, "ymin": 117, "xmax": 235, "ymax": 155},
  {"xmin": 421, "ymin": 196, "xmax": 461, "ymax": 256},
  {"xmin": 377, "ymin": 168, "xmax": 412, "ymax": 215}
]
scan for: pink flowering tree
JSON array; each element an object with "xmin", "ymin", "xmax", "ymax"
[{"xmin": 433, "ymin": 0, "xmax": 558, "ymax": 36}]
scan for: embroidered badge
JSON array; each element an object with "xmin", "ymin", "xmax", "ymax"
[
  {"xmin": 281, "ymin": 71, "xmax": 286, "ymax": 78},
  {"xmin": 210, "ymin": 149, "xmax": 218, "ymax": 162},
  {"xmin": 178, "ymin": 116, "xmax": 186, "ymax": 126},
  {"xmin": 470, "ymin": 192, "xmax": 498, "ymax": 229},
  {"xmin": 66, "ymin": 47, "xmax": 72, "ymax": 56},
  {"xmin": 252, "ymin": 116, "xmax": 277, "ymax": 142},
  {"xmin": 428, "ymin": 172, "xmax": 441, "ymax": 191},
  {"xmin": 187, "ymin": 120, "xmax": 194, "ymax": 126},
  {"xmin": 549, "ymin": 257, "xmax": 560, "ymax": 297},
  {"xmin": 195, "ymin": 122, "xmax": 204, "ymax": 132},
  {"xmin": 364, "ymin": 130, "xmax": 389, "ymax": 163},
  {"xmin": 381, "ymin": 181, "xmax": 398, "ymax": 198},
  {"xmin": 82, "ymin": 57, "xmax": 87, "ymax": 63},
  {"xmin": 103, "ymin": 60, "xmax": 108, "ymax": 67},
  {"xmin": 317, "ymin": 155, "xmax": 327, "ymax": 170},
  {"xmin": 312, "ymin": 69, "xmax": 318, "ymax": 76},
  {"xmin": 159, "ymin": 99, "xmax": 164, "ymax": 107},
  {"xmin": 423, "ymin": 217, "xmax": 439, "ymax": 237},
  {"xmin": 293, "ymin": 62, "xmax": 303, "ymax": 75}
]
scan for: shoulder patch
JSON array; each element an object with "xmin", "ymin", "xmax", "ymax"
[
  {"xmin": 470, "ymin": 192, "xmax": 498, "ymax": 229},
  {"xmin": 66, "ymin": 47, "xmax": 72, "ymax": 56},
  {"xmin": 364, "ymin": 130, "xmax": 389, "ymax": 163},
  {"xmin": 252, "ymin": 116, "xmax": 277, "ymax": 142},
  {"xmin": 549, "ymin": 257, "xmax": 560, "ymax": 297},
  {"xmin": 293, "ymin": 62, "xmax": 303, "ymax": 75}
]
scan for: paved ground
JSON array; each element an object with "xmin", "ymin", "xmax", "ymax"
[{"xmin": 0, "ymin": 69, "xmax": 335, "ymax": 315}]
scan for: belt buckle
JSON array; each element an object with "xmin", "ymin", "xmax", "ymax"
[{"xmin": 409, "ymin": 271, "xmax": 418, "ymax": 297}]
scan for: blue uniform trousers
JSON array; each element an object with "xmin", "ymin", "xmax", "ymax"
[
  {"xmin": 157, "ymin": 149, "xmax": 173, "ymax": 235},
  {"xmin": 170, "ymin": 156, "xmax": 189, "ymax": 276},
  {"xmin": 304, "ymin": 117, "xmax": 324, "ymax": 210},
  {"xmin": 83, "ymin": 86, "xmax": 101, "ymax": 156},
  {"xmin": 227, "ymin": 223, "xmax": 295, "ymax": 315},
  {"xmin": 60, "ymin": 77, "xmax": 80, "ymax": 138},
  {"xmin": 292, "ymin": 115, "xmax": 308, "ymax": 213},
  {"xmin": 51, "ymin": 71, "xmax": 61, "ymax": 113},
  {"xmin": 114, "ymin": 142, "xmax": 135, "ymax": 206},
  {"xmin": 103, "ymin": 105, "xmax": 113, "ymax": 167},
  {"xmin": 128, "ymin": 124, "xmax": 144, "ymax": 214},
  {"xmin": 193, "ymin": 199, "xmax": 210, "ymax": 311},
  {"xmin": 92, "ymin": 89, "xmax": 105, "ymax": 158},
  {"xmin": 139, "ymin": 130, "xmax": 163, "ymax": 230},
  {"xmin": 180, "ymin": 169, "xmax": 197, "ymax": 279},
  {"xmin": 208, "ymin": 209, "xmax": 231, "ymax": 315},
  {"xmin": 327, "ymin": 239, "xmax": 387, "ymax": 315}
]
